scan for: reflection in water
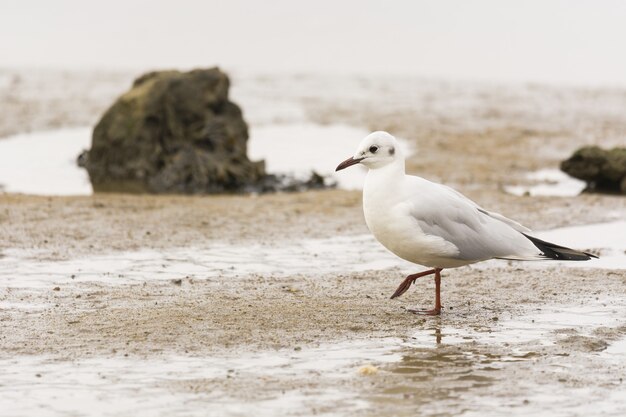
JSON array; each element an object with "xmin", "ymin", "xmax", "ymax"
[
  {"xmin": 0, "ymin": 339, "xmax": 403, "ymax": 417},
  {"xmin": 1, "ymin": 301, "xmax": 624, "ymax": 416},
  {"xmin": 372, "ymin": 345, "xmax": 498, "ymax": 416},
  {"xmin": 369, "ymin": 302, "xmax": 626, "ymax": 417},
  {"xmin": 371, "ymin": 321, "xmax": 500, "ymax": 414}
]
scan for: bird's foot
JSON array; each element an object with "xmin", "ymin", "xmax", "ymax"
[
  {"xmin": 390, "ymin": 269, "xmax": 437, "ymax": 299},
  {"xmin": 406, "ymin": 306, "xmax": 442, "ymax": 316},
  {"xmin": 390, "ymin": 277, "xmax": 415, "ymax": 299}
]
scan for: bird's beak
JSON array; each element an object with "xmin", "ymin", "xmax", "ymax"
[{"xmin": 335, "ymin": 156, "xmax": 364, "ymax": 171}]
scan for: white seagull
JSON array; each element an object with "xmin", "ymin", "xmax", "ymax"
[{"xmin": 335, "ymin": 131, "xmax": 596, "ymax": 315}]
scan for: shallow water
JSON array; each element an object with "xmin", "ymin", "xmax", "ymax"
[
  {"xmin": 0, "ymin": 339, "xmax": 400, "ymax": 417},
  {"xmin": 1, "ymin": 221, "xmax": 623, "ymax": 291},
  {"xmin": 248, "ymin": 123, "xmax": 370, "ymax": 190},
  {"xmin": 1, "ymin": 217, "xmax": 624, "ymax": 415},
  {"xmin": 0, "ymin": 234, "xmax": 407, "ymax": 289},
  {"xmin": 379, "ymin": 300, "xmax": 626, "ymax": 417},
  {"xmin": 0, "ymin": 123, "xmax": 409, "ymax": 195},
  {"xmin": 0, "ymin": 128, "xmax": 92, "ymax": 195},
  {"xmin": 504, "ymin": 169, "xmax": 586, "ymax": 197},
  {"xmin": 2, "ymin": 301, "xmax": 625, "ymax": 417}
]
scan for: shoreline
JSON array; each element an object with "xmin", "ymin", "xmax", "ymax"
[{"xmin": 1, "ymin": 69, "xmax": 625, "ymax": 416}]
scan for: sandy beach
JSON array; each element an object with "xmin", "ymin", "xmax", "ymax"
[{"xmin": 1, "ymin": 70, "xmax": 625, "ymax": 416}]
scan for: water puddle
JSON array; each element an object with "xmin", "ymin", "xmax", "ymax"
[
  {"xmin": 248, "ymin": 123, "xmax": 411, "ymax": 190},
  {"xmin": 379, "ymin": 300, "xmax": 626, "ymax": 416},
  {"xmin": 0, "ymin": 234, "xmax": 410, "ymax": 289},
  {"xmin": 6, "ymin": 310, "xmax": 623, "ymax": 417},
  {"xmin": 0, "ymin": 339, "xmax": 401, "ymax": 417},
  {"xmin": 0, "ymin": 127, "xmax": 93, "ymax": 195},
  {"xmin": 248, "ymin": 123, "xmax": 370, "ymax": 189},
  {"xmin": 504, "ymin": 169, "xmax": 586, "ymax": 197},
  {"xmin": 2, "ymin": 220, "xmax": 623, "ymax": 291},
  {"xmin": 408, "ymin": 302, "xmax": 624, "ymax": 351},
  {"xmin": 0, "ymin": 123, "xmax": 408, "ymax": 195},
  {"xmin": 2, "ymin": 245, "xmax": 625, "ymax": 416}
]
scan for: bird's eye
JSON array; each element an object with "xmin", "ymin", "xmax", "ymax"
[{"xmin": 369, "ymin": 146, "xmax": 379, "ymax": 153}]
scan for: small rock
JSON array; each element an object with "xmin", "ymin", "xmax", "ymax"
[
  {"xmin": 52, "ymin": 287, "xmax": 60, "ymax": 291},
  {"xmin": 561, "ymin": 146, "xmax": 626, "ymax": 194},
  {"xmin": 558, "ymin": 335, "xmax": 608, "ymax": 352},
  {"xmin": 171, "ymin": 279, "xmax": 182, "ymax": 286},
  {"xmin": 358, "ymin": 364, "xmax": 378, "ymax": 376}
]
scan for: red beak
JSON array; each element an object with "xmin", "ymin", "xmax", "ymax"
[{"xmin": 335, "ymin": 156, "xmax": 364, "ymax": 171}]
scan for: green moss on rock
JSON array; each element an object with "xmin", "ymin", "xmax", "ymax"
[
  {"xmin": 560, "ymin": 146, "xmax": 626, "ymax": 194},
  {"xmin": 80, "ymin": 68, "xmax": 266, "ymax": 193}
]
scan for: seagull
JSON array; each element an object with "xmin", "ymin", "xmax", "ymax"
[{"xmin": 335, "ymin": 131, "xmax": 596, "ymax": 315}]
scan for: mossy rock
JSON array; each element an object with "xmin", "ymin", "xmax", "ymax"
[
  {"xmin": 80, "ymin": 68, "xmax": 266, "ymax": 193},
  {"xmin": 560, "ymin": 146, "xmax": 626, "ymax": 194}
]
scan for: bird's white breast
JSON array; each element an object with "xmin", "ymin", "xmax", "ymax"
[{"xmin": 363, "ymin": 170, "xmax": 465, "ymax": 268}]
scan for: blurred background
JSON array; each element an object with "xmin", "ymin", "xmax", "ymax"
[
  {"xmin": 1, "ymin": 0, "xmax": 625, "ymax": 195},
  {"xmin": 3, "ymin": 0, "xmax": 626, "ymax": 85},
  {"xmin": 1, "ymin": 2, "xmax": 626, "ymax": 417}
]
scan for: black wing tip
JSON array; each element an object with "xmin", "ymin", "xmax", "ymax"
[{"xmin": 522, "ymin": 233, "xmax": 598, "ymax": 261}]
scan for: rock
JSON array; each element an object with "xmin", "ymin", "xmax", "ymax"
[
  {"xmin": 560, "ymin": 146, "xmax": 626, "ymax": 194},
  {"xmin": 358, "ymin": 364, "xmax": 378, "ymax": 376},
  {"xmin": 80, "ymin": 68, "xmax": 267, "ymax": 193}
]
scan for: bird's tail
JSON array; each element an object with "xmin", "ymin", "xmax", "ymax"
[{"xmin": 522, "ymin": 233, "xmax": 598, "ymax": 261}]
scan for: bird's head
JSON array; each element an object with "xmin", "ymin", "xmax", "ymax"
[{"xmin": 335, "ymin": 131, "xmax": 401, "ymax": 171}]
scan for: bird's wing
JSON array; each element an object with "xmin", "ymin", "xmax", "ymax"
[
  {"xmin": 439, "ymin": 183, "xmax": 531, "ymax": 233},
  {"xmin": 404, "ymin": 178, "xmax": 540, "ymax": 261}
]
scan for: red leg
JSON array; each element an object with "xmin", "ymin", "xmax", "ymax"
[
  {"xmin": 406, "ymin": 269, "xmax": 443, "ymax": 316},
  {"xmin": 390, "ymin": 269, "xmax": 437, "ymax": 299}
]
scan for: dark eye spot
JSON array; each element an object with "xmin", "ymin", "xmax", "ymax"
[
  {"xmin": 389, "ymin": 147, "xmax": 395, "ymax": 155},
  {"xmin": 369, "ymin": 145, "xmax": 379, "ymax": 153}
]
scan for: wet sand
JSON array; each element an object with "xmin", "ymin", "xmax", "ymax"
[
  {"xmin": 1, "ymin": 70, "xmax": 626, "ymax": 416},
  {"xmin": 1, "ymin": 189, "xmax": 624, "ymax": 260},
  {"xmin": 2, "ymin": 190, "xmax": 625, "ymax": 416}
]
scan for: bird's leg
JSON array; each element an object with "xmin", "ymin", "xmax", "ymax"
[
  {"xmin": 407, "ymin": 269, "xmax": 443, "ymax": 316},
  {"xmin": 390, "ymin": 268, "xmax": 437, "ymax": 299}
]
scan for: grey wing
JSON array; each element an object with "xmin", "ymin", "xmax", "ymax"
[
  {"xmin": 407, "ymin": 181, "xmax": 541, "ymax": 261},
  {"xmin": 440, "ymin": 183, "xmax": 531, "ymax": 233}
]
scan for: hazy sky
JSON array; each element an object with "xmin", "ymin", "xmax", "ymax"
[{"xmin": 1, "ymin": 0, "xmax": 626, "ymax": 86}]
